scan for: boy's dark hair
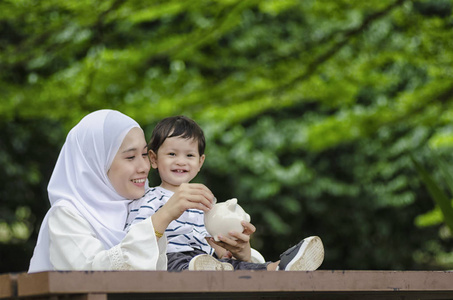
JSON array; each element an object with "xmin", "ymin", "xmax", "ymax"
[{"xmin": 148, "ymin": 115, "xmax": 206, "ymax": 155}]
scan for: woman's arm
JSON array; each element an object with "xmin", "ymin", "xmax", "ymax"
[
  {"xmin": 48, "ymin": 206, "xmax": 167, "ymax": 270},
  {"xmin": 208, "ymin": 221, "xmax": 256, "ymax": 262}
]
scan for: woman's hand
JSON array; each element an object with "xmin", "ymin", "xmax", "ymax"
[
  {"xmin": 152, "ymin": 183, "xmax": 214, "ymax": 235},
  {"xmin": 165, "ymin": 183, "xmax": 214, "ymax": 217},
  {"xmin": 209, "ymin": 221, "xmax": 256, "ymax": 262},
  {"xmin": 206, "ymin": 238, "xmax": 233, "ymax": 259}
]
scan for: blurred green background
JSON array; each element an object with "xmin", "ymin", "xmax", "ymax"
[{"xmin": 1, "ymin": 0, "xmax": 453, "ymax": 273}]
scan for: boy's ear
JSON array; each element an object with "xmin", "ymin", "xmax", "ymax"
[
  {"xmin": 149, "ymin": 150, "xmax": 158, "ymax": 169},
  {"xmin": 198, "ymin": 154, "xmax": 205, "ymax": 171}
]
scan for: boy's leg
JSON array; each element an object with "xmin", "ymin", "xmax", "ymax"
[
  {"xmin": 219, "ymin": 236, "xmax": 324, "ymax": 271},
  {"xmin": 277, "ymin": 236, "xmax": 324, "ymax": 271},
  {"xmin": 189, "ymin": 254, "xmax": 234, "ymax": 271},
  {"xmin": 219, "ymin": 258, "xmax": 269, "ymax": 270},
  {"xmin": 167, "ymin": 249, "xmax": 207, "ymax": 271}
]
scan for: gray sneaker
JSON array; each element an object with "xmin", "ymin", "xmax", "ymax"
[
  {"xmin": 188, "ymin": 254, "xmax": 234, "ymax": 271},
  {"xmin": 277, "ymin": 236, "xmax": 324, "ymax": 271}
]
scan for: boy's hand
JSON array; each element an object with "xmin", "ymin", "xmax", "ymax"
[{"xmin": 210, "ymin": 221, "xmax": 256, "ymax": 262}]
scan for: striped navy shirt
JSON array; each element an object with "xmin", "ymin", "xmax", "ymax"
[{"xmin": 126, "ymin": 186, "xmax": 214, "ymax": 255}]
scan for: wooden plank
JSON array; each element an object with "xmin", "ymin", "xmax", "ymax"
[
  {"xmin": 16, "ymin": 270, "xmax": 453, "ymax": 298},
  {"xmin": 0, "ymin": 273, "xmax": 17, "ymax": 299},
  {"xmin": 69, "ymin": 294, "xmax": 107, "ymax": 300}
]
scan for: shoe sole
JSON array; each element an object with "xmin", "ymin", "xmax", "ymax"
[
  {"xmin": 188, "ymin": 254, "xmax": 234, "ymax": 271},
  {"xmin": 286, "ymin": 236, "xmax": 324, "ymax": 271}
]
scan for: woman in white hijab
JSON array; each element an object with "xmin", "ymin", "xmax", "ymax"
[{"xmin": 28, "ymin": 109, "xmax": 214, "ymax": 272}]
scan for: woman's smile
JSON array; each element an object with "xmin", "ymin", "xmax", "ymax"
[{"xmin": 132, "ymin": 177, "xmax": 147, "ymax": 186}]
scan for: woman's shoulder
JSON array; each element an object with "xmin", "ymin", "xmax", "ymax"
[
  {"xmin": 49, "ymin": 200, "xmax": 84, "ymax": 220},
  {"xmin": 48, "ymin": 201, "xmax": 93, "ymax": 232}
]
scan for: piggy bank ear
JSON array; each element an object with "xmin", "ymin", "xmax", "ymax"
[
  {"xmin": 226, "ymin": 198, "xmax": 238, "ymax": 206},
  {"xmin": 226, "ymin": 198, "xmax": 238, "ymax": 212}
]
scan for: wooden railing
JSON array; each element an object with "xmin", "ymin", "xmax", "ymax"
[
  {"xmin": 1, "ymin": 270, "xmax": 453, "ymax": 299},
  {"xmin": 0, "ymin": 274, "xmax": 16, "ymax": 300}
]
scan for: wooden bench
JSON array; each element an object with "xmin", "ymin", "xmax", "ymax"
[
  {"xmin": 0, "ymin": 273, "xmax": 17, "ymax": 299},
  {"xmin": 1, "ymin": 270, "xmax": 453, "ymax": 299}
]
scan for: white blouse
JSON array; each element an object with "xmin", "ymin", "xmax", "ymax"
[{"xmin": 48, "ymin": 205, "xmax": 167, "ymax": 271}]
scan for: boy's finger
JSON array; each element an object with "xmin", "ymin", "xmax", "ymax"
[
  {"xmin": 189, "ymin": 195, "xmax": 213, "ymax": 210},
  {"xmin": 217, "ymin": 234, "xmax": 239, "ymax": 247},
  {"xmin": 228, "ymin": 231, "xmax": 249, "ymax": 243},
  {"xmin": 241, "ymin": 221, "xmax": 256, "ymax": 233},
  {"xmin": 187, "ymin": 183, "xmax": 215, "ymax": 201}
]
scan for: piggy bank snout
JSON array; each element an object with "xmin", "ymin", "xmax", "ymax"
[{"xmin": 244, "ymin": 212, "xmax": 251, "ymax": 222}]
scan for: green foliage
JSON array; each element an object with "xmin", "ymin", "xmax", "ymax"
[
  {"xmin": 1, "ymin": 0, "xmax": 453, "ymax": 272},
  {"xmin": 412, "ymin": 153, "xmax": 453, "ymax": 233}
]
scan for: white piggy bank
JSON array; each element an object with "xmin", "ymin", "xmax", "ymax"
[{"xmin": 204, "ymin": 198, "xmax": 251, "ymax": 241}]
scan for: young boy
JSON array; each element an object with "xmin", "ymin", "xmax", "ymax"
[{"xmin": 126, "ymin": 116, "xmax": 324, "ymax": 271}]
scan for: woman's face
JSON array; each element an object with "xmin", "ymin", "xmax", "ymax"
[{"xmin": 108, "ymin": 127, "xmax": 150, "ymax": 199}]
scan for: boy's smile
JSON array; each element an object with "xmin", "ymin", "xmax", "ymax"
[{"xmin": 151, "ymin": 136, "xmax": 205, "ymax": 192}]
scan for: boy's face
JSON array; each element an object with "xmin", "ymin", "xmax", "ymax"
[{"xmin": 150, "ymin": 136, "xmax": 205, "ymax": 192}]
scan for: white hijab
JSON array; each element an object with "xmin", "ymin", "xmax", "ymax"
[{"xmin": 29, "ymin": 109, "xmax": 141, "ymax": 272}]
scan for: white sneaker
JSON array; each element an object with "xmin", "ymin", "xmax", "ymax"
[
  {"xmin": 277, "ymin": 236, "xmax": 324, "ymax": 271},
  {"xmin": 188, "ymin": 254, "xmax": 234, "ymax": 271}
]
